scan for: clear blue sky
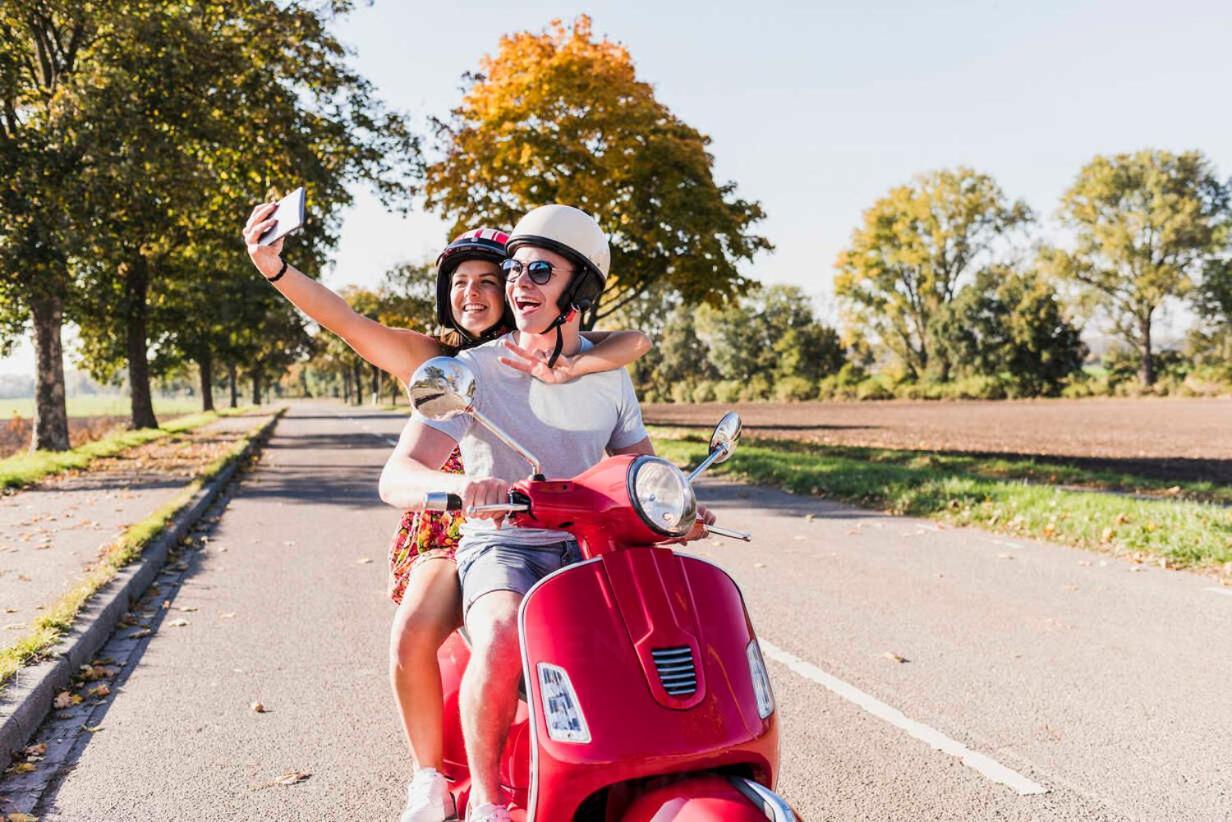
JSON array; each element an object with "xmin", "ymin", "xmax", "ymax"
[{"xmin": 3, "ymin": 0, "xmax": 1229, "ymax": 375}]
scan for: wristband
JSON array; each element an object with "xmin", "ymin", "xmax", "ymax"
[{"xmin": 266, "ymin": 259, "xmax": 289, "ymax": 283}]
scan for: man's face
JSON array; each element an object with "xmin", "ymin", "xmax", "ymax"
[{"xmin": 506, "ymin": 245, "xmax": 575, "ymax": 333}]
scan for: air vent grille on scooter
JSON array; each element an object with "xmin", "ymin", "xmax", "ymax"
[{"xmin": 651, "ymin": 646, "xmax": 697, "ymax": 696}]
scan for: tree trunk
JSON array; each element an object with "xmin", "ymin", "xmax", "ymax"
[
  {"xmin": 29, "ymin": 291, "xmax": 70, "ymax": 451},
  {"xmin": 389, "ymin": 378, "xmax": 399, "ymax": 406},
  {"xmin": 1139, "ymin": 313, "xmax": 1155, "ymax": 386},
  {"xmin": 125, "ymin": 257, "xmax": 158, "ymax": 429},
  {"xmin": 371, "ymin": 363, "xmax": 380, "ymax": 406},
  {"xmin": 198, "ymin": 346, "xmax": 214, "ymax": 412},
  {"xmin": 251, "ymin": 371, "xmax": 262, "ymax": 406},
  {"xmin": 229, "ymin": 362, "xmax": 238, "ymax": 408},
  {"xmin": 342, "ymin": 368, "xmax": 351, "ymax": 403},
  {"xmin": 353, "ymin": 361, "xmax": 364, "ymax": 406}
]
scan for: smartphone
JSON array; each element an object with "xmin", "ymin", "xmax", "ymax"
[{"xmin": 258, "ymin": 187, "xmax": 306, "ymax": 247}]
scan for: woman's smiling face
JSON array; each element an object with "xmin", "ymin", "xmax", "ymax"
[{"xmin": 449, "ymin": 258, "xmax": 506, "ymax": 337}]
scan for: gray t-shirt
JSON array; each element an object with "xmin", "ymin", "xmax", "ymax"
[{"xmin": 412, "ymin": 333, "xmax": 648, "ymax": 548}]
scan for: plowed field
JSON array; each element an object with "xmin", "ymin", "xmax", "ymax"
[{"xmin": 644, "ymin": 397, "xmax": 1232, "ymax": 484}]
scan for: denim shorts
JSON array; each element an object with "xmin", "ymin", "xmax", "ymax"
[{"xmin": 455, "ymin": 539, "xmax": 581, "ymax": 620}]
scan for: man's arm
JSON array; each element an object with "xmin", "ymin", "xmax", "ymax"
[
  {"xmin": 608, "ymin": 436, "xmax": 654, "ymax": 457},
  {"xmin": 380, "ymin": 419, "xmax": 513, "ymax": 520}
]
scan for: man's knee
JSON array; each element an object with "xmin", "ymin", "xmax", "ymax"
[{"xmin": 464, "ymin": 592, "xmax": 522, "ymax": 672}]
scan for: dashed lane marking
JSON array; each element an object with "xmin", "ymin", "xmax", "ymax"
[
  {"xmin": 759, "ymin": 638, "xmax": 1049, "ymax": 797},
  {"xmin": 1206, "ymin": 587, "xmax": 1232, "ymax": 598}
]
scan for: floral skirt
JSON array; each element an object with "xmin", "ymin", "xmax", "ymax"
[{"xmin": 386, "ymin": 448, "xmax": 465, "ymax": 605}]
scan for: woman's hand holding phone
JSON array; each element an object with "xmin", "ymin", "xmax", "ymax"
[{"xmin": 243, "ymin": 202, "xmax": 285, "ymax": 279}]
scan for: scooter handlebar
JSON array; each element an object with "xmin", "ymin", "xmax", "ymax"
[
  {"xmin": 423, "ymin": 492, "xmax": 463, "ymax": 512},
  {"xmin": 706, "ymin": 523, "xmax": 752, "ymax": 542}
]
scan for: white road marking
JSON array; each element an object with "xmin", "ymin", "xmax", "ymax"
[
  {"xmin": 759, "ymin": 638, "xmax": 1049, "ymax": 797},
  {"xmin": 1206, "ymin": 587, "xmax": 1232, "ymax": 598},
  {"xmin": 330, "ymin": 409, "xmax": 400, "ymax": 446},
  {"xmin": 990, "ymin": 538, "xmax": 1024, "ymax": 549}
]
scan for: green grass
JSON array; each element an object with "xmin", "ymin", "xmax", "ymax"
[
  {"xmin": 0, "ymin": 410, "xmax": 283, "ymax": 692},
  {"xmin": 652, "ymin": 431, "xmax": 1232, "ymax": 572},
  {"xmin": 0, "ymin": 395, "xmax": 205, "ymax": 419},
  {"xmin": 0, "ymin": 406, "xmax": 259, "ymax": 491}
]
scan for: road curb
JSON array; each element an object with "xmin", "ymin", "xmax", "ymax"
[{"xmin": 0, "ymin": 410, "xmax": 284, "ymax": 761}]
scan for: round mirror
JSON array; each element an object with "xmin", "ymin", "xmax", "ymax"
[
  {"xmin": 708, "ymin": 412, "xmax": 742, "ymax": 464},
  {"xmin": 408, "ymin": 357, "xmax": 477, "ymax": 420}
]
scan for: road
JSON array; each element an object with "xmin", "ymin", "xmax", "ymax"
[{"xmin": 5, "ymin": 401, "xmax": 1230, "ymax": 820}]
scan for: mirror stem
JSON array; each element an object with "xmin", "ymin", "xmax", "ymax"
[
  {"xmin": 472, "ymin": 408, "xmax": 544, "ymax": 476},
  {"xmin": 687, "ymin": 444, "xmax": 728, "ymax": 484}
]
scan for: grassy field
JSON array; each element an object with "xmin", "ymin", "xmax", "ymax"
[
  {"xmin": 0, "ymin": 395, "xmax": 203, "ymax": 419},
  {"xmin": 652, "ymin": 429, "xmax": 1232, "ymax": 576}
]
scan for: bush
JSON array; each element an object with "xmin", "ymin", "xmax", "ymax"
[
  {"xmin": 670, "ymin": 382, "xmax": 694, "ymax": 404},
  {"xmin": 692, "ymin": 380, "xmax": 717, "ymax": 403},
  {"xmin": 773, "ymin": 376, "xmax": 815, "ymax": 402},
  {"xmin": 714, "ymin": 380, "xmax": 743, "ymax": 403},
  {"xmin": 739, "ymin": 374, "xmax": 772, "ymax": 401},
  {"xmin": 856, "ymin": 377, "xmax": 895, "ymax": 401}
]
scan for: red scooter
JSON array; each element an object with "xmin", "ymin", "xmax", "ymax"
[{"xmin": 410, "ymin": 358, "xmax": 798, "ymax": 821}]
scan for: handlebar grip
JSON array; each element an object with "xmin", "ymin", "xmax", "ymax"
[{"xmin": 424, "ymin": 492, "xmax": 463, "ymax": 512}]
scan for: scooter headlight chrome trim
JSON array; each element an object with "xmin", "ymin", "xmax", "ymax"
[
  {"xmin": 536, "ymin": 662, "xmax": 591, "ymax": 743},
  {"xmin": 627, "ymin": 455, "xmax": 698, "ymax": 538},
  {"xmin": 746, "ymin": 639, "xmax": 775, "ymax": 719}
]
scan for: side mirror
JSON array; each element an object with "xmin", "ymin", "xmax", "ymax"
[
  {"xmin": 408, "ymin": 357, "xmax": 476, "ymax": 421},
  {"xmin": 708, "ymin": 412, "xmax": 742, "ymax": 464},
  {"xmin": 687, "ymin": 412, "xmax": 743, "ymax": 483},
  {"xmin": 406, "ymin": 356, "xmax": 545, "ymax": 477}
]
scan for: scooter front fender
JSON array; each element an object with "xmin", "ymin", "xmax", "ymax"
[{"xmin": 619, "ymin": 775, "xmax": 798, "ymax": 821}]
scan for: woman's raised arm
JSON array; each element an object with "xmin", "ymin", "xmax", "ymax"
[{"xmin": 244, "ymin": 202, "xmax": 440, "ymax": 383}]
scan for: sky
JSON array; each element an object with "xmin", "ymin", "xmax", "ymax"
[{"xmin": 3, "ymin": 0, "xmax": 1230, "ymax": 377}]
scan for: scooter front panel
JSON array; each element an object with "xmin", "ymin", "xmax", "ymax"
[{"xmin": 518, "ymin": 551, "xmax": 778, "ymax": 819}]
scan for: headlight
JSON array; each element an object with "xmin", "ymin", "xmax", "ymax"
[
  {"xmin": 628, "ymin": 456, "xmax": 698, "ymax": 537},
  {"xmin": 746, "ymin": 639, "xmax": 775, "ymax": 719},
  {"xmin": 537, "ymin": 662, "xmax": 590, "ymax": 743}
]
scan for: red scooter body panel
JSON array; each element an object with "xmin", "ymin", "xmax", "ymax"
[{"xmin": 519, "ymin": 548, "xmax": 778, "ymax": 819}]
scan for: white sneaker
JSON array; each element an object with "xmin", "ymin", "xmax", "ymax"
[
  {"xmin": 399, "ymin": 768, "xmax": 457, "ymax": 822},
  {"xmin": 465, "ymin": 802, "xmax": 512, "ymax": 822}
]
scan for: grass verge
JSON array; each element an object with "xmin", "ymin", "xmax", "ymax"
[
  {"xmin": 0, "ymin": 410, "xmax": 283, "ymax": 692},
  {"xmin": 651, "ymin": 431, "xmax": 1232, "ymax": 575},
  {"xmin": 0, "ymin": 407, "xmax": 259, "ymax": 492}
]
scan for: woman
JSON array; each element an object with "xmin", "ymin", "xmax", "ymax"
[{"xmin": 243, "ymin": 202, "xmax": 649, "ymax": 822}]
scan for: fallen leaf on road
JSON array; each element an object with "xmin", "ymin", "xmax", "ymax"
[
  {"xmin": 754, "ymin": 562, "xmax": 766, "ymax": 569},
  {"xmin": 129, "ymin": 628, "xmax": 151, "ymax": 639},
  {"xmin": 1077, "ymin": 560, "xmax": 1091, "ymax": 566},
  {"xmin": 88, "ymin": 684, "xmax": 110, "ymax": 699},
  {"xmin": 8, "ymin": 762, "xmax": 36, "ymax": 774},
  {"xmin": 168, "ymin": 618, "xmax": 189, "ymax": 627},
  {"xmin": 883, "ymin": 652, "xmax": 909, "ymax": 664},
  {"xmin": 357, "ymin": 557, "xmax": 373, "ymax": 564},
  {"xmin": 3, "ymin": 608, "xmax": 17, "ymax": 614},
  {"xmin": 162, "ymin": 600, "xmax": 171, "ymax": 609},
  {"xmin": 276, "ymin": 770, "xmax": 310, "ymax": 785},
  {"xmin": 23, "ymin": 743, "xmax": 46, "ymax": 757},
  {"xmin": 804, "ymin": 514, "xmax": 815, "ymax": 522},
  {"xmin": 997, "ymin": 553, "xmax": 1014, "ymax": 560},
  {"xmin": 178, "ymin": 606, "xmax": 198, "ymax": 612},
  {"xmin": 53, "ymin": 691, "xmax": 72, "ymax": 709},
  {"xmin": 220, "ymin": 612, "xmax": 236, "ymax": 619},
  {"xmin": 7, "ymin": 812, "xmax": 40, "ymax": 821},
  {"xmin": 251, "ymin": 702, "xmax": 268, "ymax": 713},
  {"xmin": 792, "ymin": 535, "xmax": 806, "ymax": 541},
  {"xmin": 1129, "ymin": 565, "xmax": 1146, "ymax": 573},
  {"xmin": 81, "ymin": 724, "xmax": 104, "ymax": 733}
]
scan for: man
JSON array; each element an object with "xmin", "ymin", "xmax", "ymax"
[{"xmin": 379, "ymin": 204, "xmax": 711, "ymax": 822}]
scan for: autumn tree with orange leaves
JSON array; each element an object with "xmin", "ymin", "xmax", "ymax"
[{"xmin": 425, "ymin": 16, "xmax": 770, "ymax": 326}]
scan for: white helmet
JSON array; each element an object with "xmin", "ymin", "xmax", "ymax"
[{"xmin": 507, "ymin": 204, "xmax": 610, "ymax": 284}]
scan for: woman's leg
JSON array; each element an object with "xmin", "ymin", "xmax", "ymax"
[{"xmin": 389, "ymin": 553, "xmax": 463, "ymax": 771}]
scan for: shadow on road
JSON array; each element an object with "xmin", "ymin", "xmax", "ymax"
[{"xmin": 696, "ymin": 481, "xmax": 884, "ymax": 521}]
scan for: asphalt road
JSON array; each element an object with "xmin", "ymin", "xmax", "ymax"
[{"xmin": 7, "ymin": 401, "xmax": 1230, "ymax": 821}]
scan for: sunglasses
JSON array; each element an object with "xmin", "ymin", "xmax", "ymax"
[{"xmin": 500, "ymin": 258, "xmax": 571, "ymax": 286}]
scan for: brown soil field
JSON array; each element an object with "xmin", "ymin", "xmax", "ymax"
[
  {"xmin": 644, "ymin": 397, "xmax": 1232, "ymax": 484},
  {"xmin": 0, "ymin": 415, "xmax": 128, "ymax": 459}
]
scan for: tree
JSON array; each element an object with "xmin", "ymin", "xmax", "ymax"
[
  {"xmin": 834, "ymin": 168, "xmax": 1032, "ymax": 380},
  {"xmin": 14, "ymin": 1, "xmax": 416, "ymax": 430},
  {"xmin": 424, "ymin": 16, "xmax": 770, "ymax": 326},
  {"xmin": 932, "ymin": 268, "xmax": 1086, "ymax": 396},
  {"xmin": 1190, "ymin": 256, "xmax": 1232, "ymax": 374},
  {"xmin": 1046, "ymin": 150, "xmax": 1230, "ymax": 386},
  {"xmin": 0, "ymin": 1, "xmax": 97, "ymax": 449}
]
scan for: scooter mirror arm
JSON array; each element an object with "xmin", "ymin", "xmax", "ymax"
[
  {"xmin": 686, "ymin": 443, "xmax": 729, "ymax": 484},
  {"xmin": 468, "ymin": 408, "xmax": 544, "ymax": 477},
  {"xmin": 707, "ymin": 523, "xmax": 751, "ymax": 542}
]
